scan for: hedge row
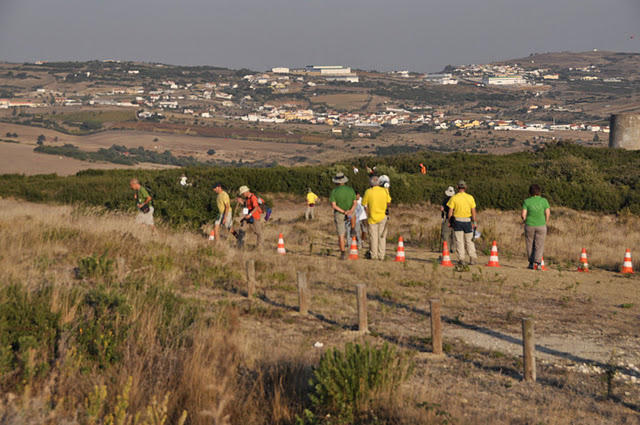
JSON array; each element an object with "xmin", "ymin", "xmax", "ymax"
[{"xmin": 1, "ymin": 142, "xmax": 639, "ymax": 229}]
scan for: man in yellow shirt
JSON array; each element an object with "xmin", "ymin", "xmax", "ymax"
[
  {"xmin": 305, "ymin": 188, "xmax": 319, "ymax": 221},
  {"xmin": 447, "ymin": 180, "xmax": 478, "ymax": 265},
  {"xmin": 213, "ymin": 182, "xmax": 233, "ymax": 242},
  {"xmin": 362, "ymin": 176, "xmax": 392, "ymax": 260}
]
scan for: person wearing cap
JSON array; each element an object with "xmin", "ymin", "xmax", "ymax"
[
  {"xmin": 440, "ymin": 186, "xmax": 456, "ymax": 255},
  {"xmin": 212, "ymin": 182, "xmax": 233, "ymax": 242},
  {"xmin": 238, "ymin": 185, "xmax": 263, "ymax": 249},
  {"xmin": 521, "ymin": 183, "xmax": 550, "ymax": 269},
  {"xmin": 305, "ymin": 188, "xmax": 320, "ymax": 221},
  {"xmin": 362, "ymin": 175, "xmax": 392, "ymax": 260},
  {"xmin": 447, "ymin": 180, "xmax": 478, "ymax": 265},
  {"xmin": 329, "ymin": 172, "xmax": 357, "ymax": 259}
]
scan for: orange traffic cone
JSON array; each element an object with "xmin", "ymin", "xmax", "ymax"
[
  {"xmin": 348, "ymin": 236, "xmax": 359, "ymax": 260},
  {"xmin": 394, "ymin": 236, "xmax": 406, "ymax": 262},
  {"xmin": 208, "ymin": 230, "xmax": 215, "ymax": 241},
  {"xmin": 534, "ymin": 257, "xmax": 548, "ymax": 271},
  {"xmin": 486, "ymin": 240, "xmax": 500, "ymax": 267},
  {"xmin": 440, "ymin": 241, "xmax": 453, "ymax": 267},
  {"xmin": 277, "ymin": 233, "xmax": 286, "ymax": 255},
  {"xmin": 621, "ymin": 249, "xmax": 634, "ymax": 274},
  {"xmin": 577, "ymin": 248, "xmax": 589, "ymax": 272}
]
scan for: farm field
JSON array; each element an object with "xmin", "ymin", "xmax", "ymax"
[
  {"xmin": 0, "ymin": 123, "xmax": 348, "ymax": 174},
  {"xmin": 0, "ymin": 196, "xmax": 638, "ymax": 424},
  {"xmin": 0, "ymin": 120, "xmax": 606, "ymax": 176},
  {"xmin": 0, "ymin": 141, "xmax": 174, "ymax": 175}
]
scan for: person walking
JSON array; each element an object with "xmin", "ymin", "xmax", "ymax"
[
  {"xmin": 352, "ymin": 191, "xmax": 368, "ymax": 249},
  {"xmin": 362, "ymin": 175, "xmax": 392, "ymax": 261},
  {"xmin": 521, "ymin": 184, "xmax": 550, "ymax": 269},
  {"xmin": 329, "ymin": 172, "xmax": 356, "ymax": 259},
  {"xmin": 129, "ymin": 178, "xmax": 155, "ymax": 229},
  {"xmin": 238, "ymin": 185, "xmax": 263, "ymax": 249},
  {"xmin": 447, "ymin": 180, "xmax": 477, "ymax": 265},
  {"xmin": 440, "ymin": 186, "xmax": 456, "ymax": 254},
  {"xmin": 212, "ymin": 182, "xmax": 233, "ymax": 242},
  {"xmin": 305, "ymin": 188, "xmax": 319, "ymax": 221}
]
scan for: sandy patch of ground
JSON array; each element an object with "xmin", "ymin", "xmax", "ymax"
[{"xmin": 0, "ymin": 142, "xmax": 173, "ymax": 176}]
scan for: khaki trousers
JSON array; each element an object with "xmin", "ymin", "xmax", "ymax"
[
  {"xmin": 247, "ymin": 219, "xmax": 263, "ymax": 248},
  {"xmin": 368, "ymin": 217, "xmax": 388, "ymax": 260},
  {"xmin": 454, "ymin": 231, "xmax": 477, "ymax": 264},
  {"xmin": 305, "ymin": 205, "xmax": 315, "ymax": 220},
  {"xmin": 525, "ymin": 225, "xmax": 546, "ymax": 264}
]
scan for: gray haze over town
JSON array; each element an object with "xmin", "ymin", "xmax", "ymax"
[{"xmin": 0, "ymin": 0, "xmax": 639, "ymax": 72}]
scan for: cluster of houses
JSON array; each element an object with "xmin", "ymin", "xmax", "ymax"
[
  {"xmin": 423, "ymin": 62, "xmax": 624, "ymax": 86},
  {"xmin": 0, "ymin": 61, "xmax": 615, "ymax": 138}
]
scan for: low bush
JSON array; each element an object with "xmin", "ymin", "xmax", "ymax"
[
  {"xmin": 302, "ymin": 342, "xmax": 413, "ymax": 424},
  {"xmin": 0, "ymin": 284, "xmax": 61, "ymax": 390}
]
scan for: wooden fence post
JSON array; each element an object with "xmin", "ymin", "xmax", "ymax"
[
  {"xmin": 429, "ymin": 298, "xmax": 443, "ymax": 355},
  {"xmin": 246, "ymin": 259, "xmax": 256, "ymax": 298},
  {"xmin": 297, "ymin": 271, "xmax": 309, "ymax": 314},
  {"xmin": 356, "ymin": 284, "xmax": 368, "ymax": 333},
  {"xmin": 522, "ymin": 318, "xmax": 536, "ymax": 382}
]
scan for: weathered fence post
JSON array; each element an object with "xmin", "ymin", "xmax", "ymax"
[
  {"xmin": 246, "ymin": 259, "xmax": 256, "ymax": 298},
  {"xmin": 429, "ymin": 298, "xmax": 443, "ymax": 355},
  {"xmin": 297, "ymin": 271, "xmax": 309, "ymax": 314},
  {"xmin": 522, "ymin": 318, "xmax": 536, "ymax": 382},
  {"xmin": 356, "ymin": 284, "xmax": 368, "ymax": 333}
]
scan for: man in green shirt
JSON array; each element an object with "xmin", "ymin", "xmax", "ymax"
[
  {"xmin": 129, "ymin": 178, "xmax": 154, "ymax": 228},
  {"xmin": 329, "ymin": 172, "xmax": 356, "ymax": 259},
  {"xmin": 521, "ymin": 184, "xmax": 551, "ymax": 269}
]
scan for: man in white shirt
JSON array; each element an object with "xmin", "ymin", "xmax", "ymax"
[{"xmin": 352, "ymin": 192, "xmax": 368, "ymax": 249}]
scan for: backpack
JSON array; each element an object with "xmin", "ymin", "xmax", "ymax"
[{"xmin": 255, "ymin": 195, "xmax": 272, "ymax": 221}]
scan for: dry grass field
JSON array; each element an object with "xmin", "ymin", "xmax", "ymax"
[
  {"xmin": 310, "ymin": 93, "xmax": 371, "ymax": 111},
  {"xmin": 0, "ymin": 196, "xmax": 639, "ymax": 424},
  {"xmin": 0, "ymin": 123, "xmax": 343, "ymax": 174},
  {"xmin": 0, "ymin": 141, "xmax": 174, "ymax": 175}
]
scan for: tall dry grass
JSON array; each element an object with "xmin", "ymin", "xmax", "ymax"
[
  {"xmin": 0, "ymin": 199, "xmax": 315, "ymax": 424},
  {"xmin": 1, "ymin": 198, "xmax": 638, "ymax": 425}
]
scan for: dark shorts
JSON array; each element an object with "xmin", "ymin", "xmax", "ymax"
[{"xmin": 453, "ymin": 220, "xmax": 472, "ymax": 234}]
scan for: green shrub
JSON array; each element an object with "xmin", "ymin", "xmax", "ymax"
[
  {"xmin": 0, "ymin": 284, "xmax": 61, "ymax": 389},
  {"xmin": 76, "ymin": 252, "xmax": 114, "ymax": 280},
  {"xmin": 75, "ymin": 288, "xmax": 131, "ymax": 368},
  {"xmin": 306, "ymin": 342, "xmax": 413, "ymax": 424}
]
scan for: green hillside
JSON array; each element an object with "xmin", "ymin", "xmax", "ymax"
[{"xmin": 1, "ymin": 142, "xmax": 639, "ymax": 228}]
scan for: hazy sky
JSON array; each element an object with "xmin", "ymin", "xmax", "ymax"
[{"xmin": 0, "ymin": 0, "xmax": 638, "ymax": 73}]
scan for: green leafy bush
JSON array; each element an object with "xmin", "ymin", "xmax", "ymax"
[
  {"xmin": 76, "ymin": 252, "xmax": 114, "ymax": 280},
  {"xmin": 0, "ymin": 284, "xmax": 61, "ymax": 389},
  {"xmin": 75, "ymin": 288, "xmax": 131, "ymax": 368},
  {"xmin": 305, "ymin": 342, "xmax": 413, "ymax": 424}
]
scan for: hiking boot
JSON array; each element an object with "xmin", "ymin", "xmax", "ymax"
[
  {"xmin": 527, "ymin": 263, "xmax": 534, "ymax": 270},
  {"xmin": 340, "ymin": 250, "xmax": 346, "ymax": 260}
]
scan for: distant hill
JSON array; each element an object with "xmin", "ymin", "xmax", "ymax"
[{"xmin": 498, "ymin": 50, "xmax": 640, "ymax": 76}]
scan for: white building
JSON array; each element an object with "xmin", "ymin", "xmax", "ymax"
[
  {"xmin": 483, "ymin": 75, "xmax": 527, "ymax": 86},
  {"xmin": 324, "ymin": 75, "xmax": 359, "ymax": 83},
  {"xmin": 425, "ymin": 73, "xmax": 458, "ymax": 85},
  {"xmin": 271, "ymin": 67, "xmax": 289, "ymax": 74}
]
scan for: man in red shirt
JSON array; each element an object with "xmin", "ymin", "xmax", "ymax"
[{"xmin": 238, "ymin": 185, "xmax": 263, "ymax": 249}]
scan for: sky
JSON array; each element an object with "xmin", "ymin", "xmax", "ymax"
[{"xmin": 0, "ymin": 0, "xmax": 638, "ymax": 73}]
